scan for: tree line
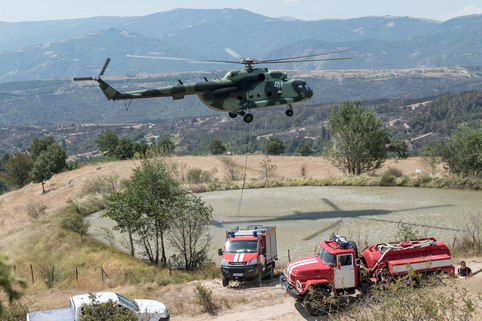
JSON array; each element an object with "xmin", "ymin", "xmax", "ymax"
[{"xmin": 0, "ymin": 136, "xmax": 67, "ymax": 193}]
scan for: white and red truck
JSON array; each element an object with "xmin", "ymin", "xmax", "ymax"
[
  {"xmin": 218, "ymin": 225, "xmax": 277, "ymax": 287},
  {"xmin": 280, "ymin": 234, "xmax": 454, "ymax": 315}
]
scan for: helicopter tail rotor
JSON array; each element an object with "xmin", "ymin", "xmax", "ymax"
[{"xmin": 73, "ymin": 58, "xmax": 111, "ymax": 82}]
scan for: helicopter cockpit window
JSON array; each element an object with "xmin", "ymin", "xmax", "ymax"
[{"xmin": 298, "ymin": 85, "xmax": 307, "ymax": 94}]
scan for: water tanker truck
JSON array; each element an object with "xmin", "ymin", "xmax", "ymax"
[
  {"xmin": 218, "ymin": 225, "xmax": 277, "ymax": 287},
  {"xmin": 280, "ymin": 234, "xmax": 454, "ymax": 315}
]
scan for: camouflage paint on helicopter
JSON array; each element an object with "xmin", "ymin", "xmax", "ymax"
[
  {"xmin": 75, "ymin": 49, "xmax": 349, "ymax": 123},
  {"xmin": 96, "ymin": 67, "xmax": 312, "ymax": 122}
]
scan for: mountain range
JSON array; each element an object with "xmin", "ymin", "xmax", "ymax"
[{"xmin": 0, "ymin": 9, "xmax": 482, "ymax": 83}]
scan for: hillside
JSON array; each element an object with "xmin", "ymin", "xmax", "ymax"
[
  {"xmin": 1, "ymin": 66, "xmax": 481, "ymax": 129},
  {"xmin": 2, "ymin": 87, "xmax": 482, "ymax": 158},
  {"xmin": 1, "ymin": 156, "xmax": 482, "ymax": 320}
]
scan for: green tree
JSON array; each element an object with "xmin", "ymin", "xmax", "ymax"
[
  {"xmin": 168, "ymin": 194, "xmax": 213, "ymax": 270},
  {"xmin": 208, "ymin": 138, "xmax": 226, "ymax": 155},
  {"xmin": 153, "ymin": 135, "xmax": 175, "ymax": 156},
  {"xmin": 27, "ymin": 136, "xmax": 56, "ymax": 161},
  {"xmin": 438, "ymin": 124, "xmax": 482, "ymax": 178},
  {"xmin": 30, "ymin": 144, "xmax": 67, "ymax": 193},
  {"xmin": 419, "ymin": 141, "xmax": 440, "ymax": 176},
  {"xmin": 113, "ymin": 138, "xmax": 134, "ymax": 160},
  {"xmin": 388, "ymin": 138, "xmax": 408, "ymax": 159},
  {"xmin": 0, "ymin": 254, "xmax": 26, "ymax": 317},
  {"xmin": 325, "ymin": 101, "xmax": 389, "ymax": 175},
  {"xmin": 95, "ymin": 130, "xmax": 119, "ymax": 156},
  {"xmin": 105, "ymin": 159, "xmax": 184, "ymax": 265},
  {"xmin": 103, "ymin": 191, "xmax": 138, "ymax": 257},
  {"xmin": 3, "ymin": 153, "xmax": 33, "ymax": 189},
  {"xmin": 265, "ymin": 136, "xmax": 284, "ymax": 155},
  {"xmin": 295, "ymin": 143, "xmax": 312, "ymax": 156},
  {"xmin": 61, "ymin": 213, "xmax": 91, "ymax": 241}
]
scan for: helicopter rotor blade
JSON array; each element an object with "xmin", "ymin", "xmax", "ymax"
[
  {"xmin": 260, "ymin": 49, "xmax": 351, "ymax": 63},
  {"xmin": 261, "ymin": 57, "xmax": 352, "ymax": 64},
  {"xmin": 127, "ymin": 55, "xmax": 194, "ymax": 61},
  {"xmin": 73, "ymin": 77, "xmax": 96, "ymax": 82},
  {"xmin": 99, "ymin": 58, "xmax": 111, "ymax": 77},
  {"xmin": 225, "ymin": 48, "xmax": 244, "ymax": 60},
  {"xmin": 127, "ymin": 54, "xmax": 241, "ymax": 65}
]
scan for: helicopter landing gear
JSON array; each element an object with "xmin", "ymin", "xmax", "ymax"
[
  {"xmin": 228, "ymin": 112, "xmax": 238, "ymax": 118},
  {"xmin": 285, "ymin": 104, "xmax": 294, "ymax": 117},
  {"xmin": 243, "ymin": 113, "xmax": 254, "ymax": 123}
]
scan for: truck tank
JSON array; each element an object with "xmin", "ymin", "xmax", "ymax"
[{"xmin": 361, "ymin": 238, "xmax": 454, "ymax": 275}]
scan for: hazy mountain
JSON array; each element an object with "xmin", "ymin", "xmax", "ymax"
[{"xmin": 2, "ymin": 9, "xmax": 481, "ymax": 83}]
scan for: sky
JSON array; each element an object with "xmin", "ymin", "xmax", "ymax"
[{"xmin": 1, "ymin": 0, "xmax": 482, "ymax": 22}]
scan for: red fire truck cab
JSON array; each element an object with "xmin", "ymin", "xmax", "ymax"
[
  {"xmin": 218, "ymin": 225, "xmax": 277, "ymax": 287},
  {"xmin": 280, "ymin": 234, "xmax": 454, "ymax": 315}
]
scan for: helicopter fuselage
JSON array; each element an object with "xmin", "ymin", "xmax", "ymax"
[
  {"xmin": 99, "ymin": 68, "xmax": 312, "ymax": 112},
  {"xmin": 90, "ymin": 67, "xmax": 312, "ymax": 123}
]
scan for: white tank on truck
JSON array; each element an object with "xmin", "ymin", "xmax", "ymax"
[{"xmin": 218, "ymin": 225, "xmax": 277, "ymax": 287}]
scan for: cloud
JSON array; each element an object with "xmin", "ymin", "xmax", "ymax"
[{"xmin": 440, "ymin": 6, "xmax": 482, "ymax": 20}]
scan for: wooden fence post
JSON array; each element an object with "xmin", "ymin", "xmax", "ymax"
[
  {"xmin": 168, "ymin": 259, "xmax": 172, "ymax": 276},
  {"xmin": 76, "ymin": 267, "xmax": 78, "ymax": 282},
  {"xmin": 30, "ymin": 264, "xmax": 35, "ymax": 284},
  {"xmin": 51, "ymin": 265, "xmax": 55, "ymax": 284},
  {"xmin": 101, "ymin": 266, "xmax": 104, "ymax": 282},
  {"xmin": 288, "ymin": 249, "xmax": 291, "ymax": 262}
]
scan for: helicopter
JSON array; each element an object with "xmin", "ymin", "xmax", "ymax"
[{"xmin": 73, "ymin": 48, "xmax": 350, "ymax": 123}]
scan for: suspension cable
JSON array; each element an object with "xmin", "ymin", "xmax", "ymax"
[{"xmin": 236, "ymin": 121, "xmax": 250, "ymax": 216}]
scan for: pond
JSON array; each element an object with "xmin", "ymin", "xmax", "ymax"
[{"xmin": 88, "ymin": 186, "xmax": 482, "ymax": 265}]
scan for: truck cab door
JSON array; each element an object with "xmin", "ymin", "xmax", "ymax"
[{"xmin": 334, "ymin": 254, "xmax": 355, "ymax": 289}]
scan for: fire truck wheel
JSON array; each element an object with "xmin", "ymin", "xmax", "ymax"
[
  {"xmin": 267, "ymin": 264, "xmax": 274, "ymax": 280},
  {"xmin": 303, "ymin": 286, "xmax": 331, "ymax": 316},
  {"xmin": 222, "ymin": 276, "xmax": 229, "ymax": 287},
  {"xmin": 254, "ymin": 271, "xmax": 262, "ymax": 287}
]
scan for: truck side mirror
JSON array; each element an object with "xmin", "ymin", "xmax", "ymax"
[
  {"xmin": 261, "ymin": 248, "xmax": 266, "ymax": 255},
  {"xmin": 337, "ymin": 262, "xmax": 341, "ymax": 270},
  {"xmin": 218, "ymin": 248, "xmax": 223, "ymax": 256}
]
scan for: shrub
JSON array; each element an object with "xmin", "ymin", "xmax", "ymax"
[
  {"xmin": 1, "ymin": 301, "xmax": 32, "ymax": 321},
  {"xmin": 186, "ymin": 167, "xmax": 217, "ymax": 184},
  {"xmin": 194, "ymin": 283, "xmax": 218, "ymax": 315},
  {"xmin": 385, "ymin": 166, "xmax": 403, "ymax": 177},
  {"xmin": 26, "ymin": 200, "xmax": 47, "ymax": 220},
  {"xmin": 80, "ymin": 294, "xmax": 136, "ymax": 321}
]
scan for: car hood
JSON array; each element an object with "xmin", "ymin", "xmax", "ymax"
[
  {"xmin": 285, "ymin": 255, "xmax": 332, "ymax": 282},
  {"xmin": 223, "ymin": 252, "xmax": 258, "ymax": 264},
  {"xmin": 134, "ymin": 299, "xmax": 168, "ymax": 315}
]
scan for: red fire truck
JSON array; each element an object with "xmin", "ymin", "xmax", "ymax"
[
  {"xmin": 280, "ymin": 234, "xmax": 454, "ymax": 315},
  {"xmin": 218, "ymin": 225, "xmax": 277, "ymax": 287}
]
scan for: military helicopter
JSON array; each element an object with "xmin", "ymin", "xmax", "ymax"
[{"xmin": 73, "ymin": 49, "xmax": 350, "ymax": 123}]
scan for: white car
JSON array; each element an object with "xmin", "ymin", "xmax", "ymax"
[{"xmin": 27, "ymin": 292, "xmax": 170, "ymax": 321}]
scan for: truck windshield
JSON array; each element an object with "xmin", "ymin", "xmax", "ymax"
[
  {"xmin": 116, "ymin": 293, "xmax": 139, "ymax": 312},
  {"xmin": 317, "ymin": 247, "xmax": 335, "ymax": 266},
  {"xmin": 225, "ymin": 240, "xmax": 258, "ymax": 253}
]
